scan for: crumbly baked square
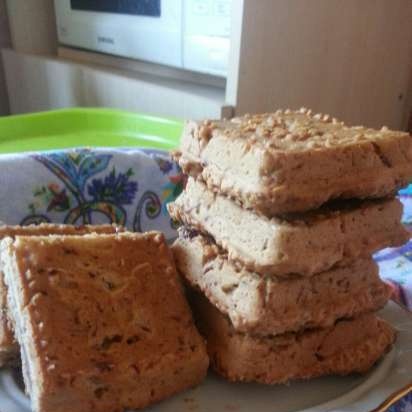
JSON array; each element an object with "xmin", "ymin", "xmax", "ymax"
[
  {"xmin": 173, "ymin": 231, "xmax": 390, "ymax": 335},
  {"xmin": 191, "ymin": 292, "xmax": 395, "ymax": 384},
  {"xmin": 0, "ymin": 224, "xmax": 122, "ymax": 367},
  {"xmin": 168, "ymin": 178, "xmax": 408, "ymax": 276},
  {"xmin": 175, "ymin": 108, "xmax": 412, "ymax": 215},
  {"xmin": 1, "ymin": 232, "xmax": 208, "ymax": 412}
]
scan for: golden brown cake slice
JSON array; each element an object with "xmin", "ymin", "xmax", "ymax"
[
  {"xmin": 168, "ymin": 178, "xmax": 408, "ymax": 276},
  {"xmin": 1, "ymin": 232, "xmax": 208, "ymax": 412},
  {"xmin": 175, "ymin": 108, "xmax": 412, "ymax": 215},
  {"xmin": 0, "ymin": 224, "xmax": 122, "ymax": 367},
  {"xmin": 192, "ymin": 293, "xmax": 395, "ymax": 384},
  {"xmin": 173, "ymin": 230, "xmax": 391, "ymax": 335}
]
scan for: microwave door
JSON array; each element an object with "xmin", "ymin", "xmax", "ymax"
[{"xmin": 55, "ymin": 0, "xmax": 183, "ymax": 68}]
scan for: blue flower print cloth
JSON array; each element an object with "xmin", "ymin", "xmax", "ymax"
[{"xmin": 0, "ymin": 148, "xmax": 184, "ymax": 241}]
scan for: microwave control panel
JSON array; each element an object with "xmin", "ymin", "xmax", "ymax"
[{"xmin": 183, "ymin": 0, "xmax": 232, "ymax": 76}]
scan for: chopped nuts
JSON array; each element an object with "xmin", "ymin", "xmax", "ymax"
[
  {"xmin": 152, "ymin": 233, "xmax": 164, "ymax": 245},
  {"xmin": 165, "ymin": 266, "xmax": 174, "ymax": 276},
  {"xmin": 199, "ymin": 126, "xmax": 211, "ymax": 140},
  {"xmin": 189, "ymin": 108, "xmax": 400, "ymax": 150},
  {"xmin": 25, "ymin": 269, "xmax": 34, "ymax": 280}
]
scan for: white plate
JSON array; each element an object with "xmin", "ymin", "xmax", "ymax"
[{"xmin": 0, "ymin": 301, "xmax": 410, "ymax": 412}]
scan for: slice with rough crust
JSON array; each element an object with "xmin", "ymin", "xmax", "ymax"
[
  {"xmin": 0, "ymin": 223, "xmax": 122, "ymax": 368},
  {"xmin": 173, "ymin": 231, "xmax": 391, "ymax": 335},
  {"xmin": 1, "ymin": 232, "xmax": 208, "ymax": 412},
  {"xmin": 168, "ymin": 178, "xmax": 409, "ymax": 277},
  {"xmin": 191, "ymin": 292, "xmax": 396, "ymax": 384},
  {"xmin": 175, "ymin": 108, "xmax": 412, "ymax": 215}
]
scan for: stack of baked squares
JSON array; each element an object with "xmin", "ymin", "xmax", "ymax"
[{"xmin": 169, "ymin": 108, "xmax": 412, "ymax": 384}]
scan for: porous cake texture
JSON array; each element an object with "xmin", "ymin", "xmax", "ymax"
[
  {"xmin": 192, "ymin": 293, "xmax": 395, "ymax": 384},
  {"xmin": 1, "ymin": 232, "xmax": 208, "ymax": 412},
  {"xmin": 173, "ymin": 231, "xmax": 391, "ymax": 335},
  {"xmin": 169, "ymin": 107, "xmax": 406, "ymax": 386},
  {"xmin": 168, "ymin": 178, "xmax": 408, "ymax": 276},
  {"xmin": 175, "ymin": 108, "xmax": 412, "ymax": 215},
  {"xmin": 0, "ymin": 224, "xmax": 122, "ymax": 367}
]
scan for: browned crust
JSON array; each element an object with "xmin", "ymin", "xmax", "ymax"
[
  {"xmin": 173, "ymin": 232, "xmax": 391, "ymax": 335},
  {"xmin": 191, "ymin": 293, "xmax": 396, "ymax": 385},
  {"xmin": 1, "ymin": 232, "xmax": 208, "ymax": 411},
  {"xmin": 177, "ymin": 109, "xmax": 412, "ymax": 215},
  {"xmin": 177, "ymin": 156, "xmax": 412, "ymax": 215},
  {"xmin": 168, "ymin": 179, "xmax": 409, "ymax": 277},
  {"xmin": 0, "ymin": 224, "xmax": 123, "ymax": 368}
]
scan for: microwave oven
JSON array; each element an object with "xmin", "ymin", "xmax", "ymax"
[{"xmin": 54, "ymin": 0, "xmax": 232, "ymax": 77}]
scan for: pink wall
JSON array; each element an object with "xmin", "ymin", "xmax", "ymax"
[{"xmin": 0, "ymin": 0, "xmax": 11, "ymax": 115}]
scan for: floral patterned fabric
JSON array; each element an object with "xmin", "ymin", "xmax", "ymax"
[
  {"xmin": 0, "ymin": 148, "xmax": 183, "ymax": 241},
  {"xmin": 375, "ymin": 186, "xmax": 412, "ymax": 311}
]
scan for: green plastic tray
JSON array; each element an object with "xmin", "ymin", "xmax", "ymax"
[{"xmin": 0, "ymin": 108, "xmax": 183, "ymax": 154}]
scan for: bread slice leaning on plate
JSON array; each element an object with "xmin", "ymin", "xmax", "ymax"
[{"xmin": 0, "ymin": 232, "xmax": 208, "ymax": 412}]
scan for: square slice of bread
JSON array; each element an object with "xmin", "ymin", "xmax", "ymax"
[
  {"xmin": 191, "ymin": 292, "xmax": 395, "ymax": 384},
  {"xmin": 175, "ymin": 108, "xmax": 412, "ymax": 215},
  {"xmin": 1, "ymin": 232, "xmax": 208, "ymax": 412},
  {"xmin": 173, "ymin": 231, "xmax": 391, "ymax": 335},
  {"xmin": 168, "ymin": 178, "xmax": 409, "ymax": 276},
  {"xmin": 0, "ymin": 224, "xmax": 122, "ymax": 367}
]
